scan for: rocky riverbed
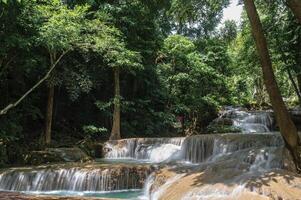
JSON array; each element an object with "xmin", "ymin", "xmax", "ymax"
[{"xmin": 0, "ymin": 192, "xmax": 120, "ymax": 200}]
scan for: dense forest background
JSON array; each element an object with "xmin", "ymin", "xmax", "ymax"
[{"xmin": 0, "ymin": 0, "xmax": 300, "ymax": 166}]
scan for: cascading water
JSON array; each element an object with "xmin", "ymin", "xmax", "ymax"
[
  {"xmin": 0, "ymin": 164, "xmax": 152, "ymax": 193},
  {"xmin": 104, "ymin": 133, "xmax": 284, "ymax": 164},
  {"xmin": 1, "ymin": 132, "xmax": 297, "ymax": 200},
  {"xmin": 217, "ymin": 107, "xmax": 274, "ymax": 133},
  {"xmin": 104, "ymin": 137, "xmax": 185, "ymax": 162}
]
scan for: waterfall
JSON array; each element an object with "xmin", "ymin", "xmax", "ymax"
[
  {"xmin": 1, "ymin": 132, "xmax": 294, "ymax": 199},
  {"xmin": 181, "ymin": 135, "xmax": 215, "ymax": 163},
  {"xmin": 219, "ymin": 107, "xmax": 274, "ymax": 133},
  {"xmin": 0, "ymin": 165, "xmax": 151, "ymax": 192},
  {"xmin": 105, "ymin": 133, "xmax": 284, "ymax": 164},
  {"xmin": 104, "ymin": 137, "xmax": 185, "ymax": 162},
  {"xmin": 142, "ymin": 146, "xmax": 287, "ymax": 200},
  {"xmin": 180, "ymin": 133, "xmax": 283, "ymax": 163}
]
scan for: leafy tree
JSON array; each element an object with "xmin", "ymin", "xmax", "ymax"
[
  {"xmin": 35, "ymin": 1, "xmax": 91, "ymax": 144},
  {"xmin": 244, "ymin": 0, "xmax": 301, "ymax": 171},
  {"xmin": 219, "ymin": 20, "xmax": 238, "ymax": 43},
  {"xmin": 90, "ymin": 0, "xmax": 168, "ymax": 137},
  {"xmin": 157, "ymin": 35, "xmax": 229, "ymax": 133},
  {"xmin": 103, "ymin": 42, "xmax": 142, "ymax": 140},
  {"xmin": 168, "ymin": 0, "xmax": 230, "ymax": 37}
]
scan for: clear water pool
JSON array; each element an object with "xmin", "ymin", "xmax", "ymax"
[{"xmin": 23, "ymin": 189, "xmax": 144, "ymax": 199}]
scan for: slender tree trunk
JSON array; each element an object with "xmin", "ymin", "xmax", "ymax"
[
  {"xmin": 244, "ymin": 0, "xmax": 301, "ymax": 172},
  {"xmin": 298, "ymin": 74, "xmax": 301, "ymax": 94},
  {"xmin": 287, "ymin": 69, "xmax": 301, "ymax": 104},
  {"xmin": 286, "ymin": 0, "xmax": 301, "ymax": 23},
  {"xmin": 110, "ymin": 67, "xmax": 121, "ymax": 140},
  {"xmin": 45, "ymin": 86, "xmax": 54, "ymax": 145},
  {"xmin": 45, "ymin": 53, "xmax": 56, "ymax": 145}
]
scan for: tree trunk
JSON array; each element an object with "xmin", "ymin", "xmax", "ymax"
[
  {"xmin": 298, "ymin": 74, "xmax": 301, "ymax": 94},
  {"xmin": 286, "ymin": 0, "xmax": 301, "ymax": 23},
  {"xmin": 244, "ymin": 0, "xmax": 301, "ymax": 172},
  {"xmin": 110, "ymin": 67, "xmax": 121, "ymax": 140},
  {"xmin": 45, "ymin": 53, "xmax": 56, "ymax": 145},
  {"xmin": 45, "ymin": 86, "xmax": 54, "ymax": 145},
  {"xmin": 287, "ymin": 69, "xmax": 301, "ymax": 104}
]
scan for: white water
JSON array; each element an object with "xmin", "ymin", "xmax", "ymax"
[
  {"xmin": 175, "ymin": 147, "xmax": 281, "ymax": 200},
  {"xmin": 0, "ymin": 166, "xmax": 150, "ymax": 192},
  {"xmin": 104, "ymin": 133, "xmax": 283, "ymax": 164},
  {"xmin": 139, "ymin": 146, "xmax": 284, "ymax": 200},
  {"xmin": 219, "ymin": 107, "xmax": 274, "ymax": 133},
  {"xmin": 104, "ymin": 137, "xmax": 184, "ymax": 163},
  {"xmin": 0, "ymin": 132, "xmax": 292, "ymax": 200}
]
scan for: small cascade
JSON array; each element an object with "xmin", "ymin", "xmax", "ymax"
[
  {"xmin": 0, "ymin": 165, "xmax": 151, "ymax": 192},
  {"xmin": 104, "ymin": 137, "xmax": 184, "ymax": 162},
  {"xmin": 182, "ymin": 134, "xmax": 283, "ymax": 163},
  {"xmin": 104, "ymin": 133, "xmax": 284, "ymax": 164},
  {"xmin": 143, "ymin": 146, "xmax": 287, "ymax": 200},
  {"xmin": 181, "ymin": 135, "xmax": 215, "ymax": 163},
  {"xmin": 218, "ymin": 107, "xmax": 274, "ymax": 133},
  {"xmin": 249, "ymin": 147, "xmax": 280, "ymax": 172}
]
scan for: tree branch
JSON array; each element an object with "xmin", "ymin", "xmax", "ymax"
[{"xmin": 0, "ymin": 50, "xmax": 69, "ymax": 116}]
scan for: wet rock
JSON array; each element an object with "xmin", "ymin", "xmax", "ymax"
[
  {"xmin": 47, "ymin": 147, "xmax": 91, "ymax": 162},
  {"xmin": 281, "ymin": 147, "xmax": 297, "ymax": 173},
  {"xmin": 149, "ymin": 165, "xmax": 301, "ymax": 200},
  {"xmin": 24, "ymin": 150, "xmax": 63, "ymax": 165},
  {"xmin": 212, "ymin": 118, "xmax": 234, "ymax": 126},
  {"xmin": 289, "ymin": 108, "xmax": 301, "ymax": 131},
  {"xmin": 24, "ymin": 147, "xmax": 91, "ymax": 165},
  {"xmin": 77, "ymin": 139, "xmax": 104, "ymax": 158},
  {"xmin": 93, "ymin": 143, "xmax": 104, "ymax": 158}
]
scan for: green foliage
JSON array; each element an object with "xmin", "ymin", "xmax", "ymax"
[
  {"xmin": 157, "ymin": 35, "xmax": 230, "ymax": 132},
  {"xmin": 168, "ymin": 0, "xmax": 230, "ymax": 37},
  {"xmin": 83, "ymin": 125, "xmax": 107, "ymax": 138},
  {"xmin": 1, "ymin": 0, "xmax": 300, "ymax": 166},
  {"xmin": 36, "ymin": 1, "xmax": 88, "ymax": 53},
  {"xmin": 219, "ymin": 20, "xmax": 238, "ymax": 43},
  {"xmin": 229, "ymin": 1, "xmax": 301, "ymax": 107}
]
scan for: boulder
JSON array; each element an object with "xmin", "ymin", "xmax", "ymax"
[
  {"xmin": 24, "ymin": 147, "xmax": 91, "ymax": 165},
  {"xmin": 212, "ymin": 118, "xmax": 233, "ymax": 126}
]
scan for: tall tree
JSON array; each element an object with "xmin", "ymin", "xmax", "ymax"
[
  {"xmin": 111, "ymin": 68, "xmax": 121, "ymax": 140},
  {"xmin": 103, "ymin": 44, "xmax": 142, "ymax": 140},
  {"xmin": 244, "ymin": 0, "xmax": 301, "ymax": 171},
  {"xmin": 286, "ymin": 0, "xmax": 301, "ymax": 106},
  {"xmin": 157, "ymin": 35, "xmax": 230, "ymax": 133},
  {"xmin": 36, "ymin": 1, "xmax": 89, "ymax": 145}
]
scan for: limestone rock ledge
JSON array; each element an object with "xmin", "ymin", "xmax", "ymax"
[
  {"xmin": 148, "ymin": 166, "xmax": 301, "ymax": 200},
  {"xmin": 148, "ymin": 147, "xmax": 301, "ymax": 200}
]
